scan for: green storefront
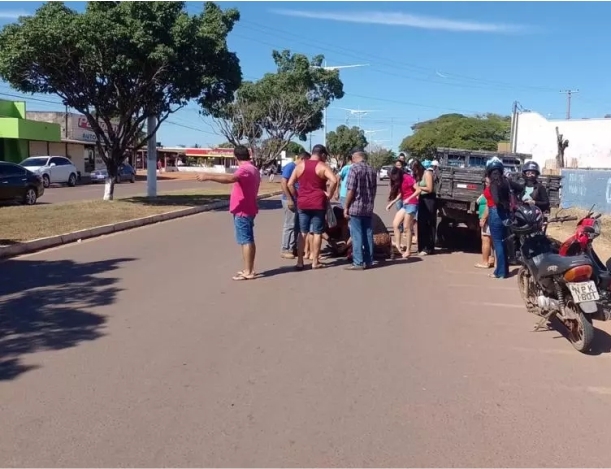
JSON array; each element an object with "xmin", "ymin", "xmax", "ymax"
[{"xmin": 0, "ymin": 100, "xmax": 61, "ymax": 163}]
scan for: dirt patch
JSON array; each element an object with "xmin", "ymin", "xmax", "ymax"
[{"xmin": 0, "ymin": 185, "xmax": 278, "ymax": 244}]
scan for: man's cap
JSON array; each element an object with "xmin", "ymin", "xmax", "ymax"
[{"xmin": 432, "ymin": 160, "xmax": 439, "ymax": 166}]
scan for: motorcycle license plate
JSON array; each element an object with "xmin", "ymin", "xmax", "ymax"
[{"xmin": 568, "ymin": 281, "xmax": 600, "ymax": 303}]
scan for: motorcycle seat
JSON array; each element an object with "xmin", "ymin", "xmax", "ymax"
[{"xmin": 533, "ymin": 253, "xmax": 593, "ymax": 279}]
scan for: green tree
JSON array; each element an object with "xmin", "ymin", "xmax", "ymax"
[
  {"xmin": 217, "ymin": 142, "xmax": 233, "ymax": 148},
  {"xmin": 0, "ymin": 2, "xmax": 241, "ymax": 200},
  {"xmin": 326, "ymin": 125, "xmax": 368, "ymax": 168},
  {"xmin": 367, "ymin": 144, "xmax": 395, "ymax": 170},
  {"xmin": 286, "ymin": 141, "xmax": 306, "ymax": 156},
  {"xmin": 399, "ymin": 113, "xmax": 510, "ymax": 159},
  {"xmin": 210, "ymin": 50, "xmax": 344, "ymax": 167}
]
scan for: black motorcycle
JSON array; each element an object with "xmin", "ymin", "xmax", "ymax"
[{"xmin": 507, "ymin": 206, "xmax": 600, "ymax": 353}]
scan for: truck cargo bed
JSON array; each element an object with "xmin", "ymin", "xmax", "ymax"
[{"xmin": 437, "ymin": 167, "xmax": 561, "ymax": 208}]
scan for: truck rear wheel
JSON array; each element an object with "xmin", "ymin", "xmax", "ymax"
[{"xmin": 436, "ymin": 217, "xmax": 451, "ymax": 248}]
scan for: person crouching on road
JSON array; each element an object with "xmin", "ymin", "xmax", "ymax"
[
  {"xmin": 288, "ymin": 144, "xmax": 338, "ymax": 271},
  {"xmin": 280, "ymin": 151, "xmax": 310, "ymax": 259},
  {"xmin": 475, "ymin": 176, "xmax": 495, "ymax": 269},
  {"xmin": 343, "ymin": 149, "xmax": 378, "ymax": 271},
  {"xmin": 196, "ymin": 145, "xmax": 261, "ymax": 281}
]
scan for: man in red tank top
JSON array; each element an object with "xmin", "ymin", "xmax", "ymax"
[{"xmin": 287, "ymin": 144, "xmax": 338, "ymax": 270}]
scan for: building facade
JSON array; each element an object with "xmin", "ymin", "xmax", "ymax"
[
  {"xmin": 514, "ymin": 111, "xmax": 611, "ymax": 169},
  {"xmin": 0, "ymin": 100, "xmax": 62, "ymax": 164}
]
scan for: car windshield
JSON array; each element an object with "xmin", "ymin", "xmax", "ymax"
[{"xmin": 20, "ymin": 157, "xmax": 49, "ymax": 167}]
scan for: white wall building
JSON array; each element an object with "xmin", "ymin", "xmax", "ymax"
[{"xmin": 514, "ymin": 111, "xmax": 611, "ymax": 169}]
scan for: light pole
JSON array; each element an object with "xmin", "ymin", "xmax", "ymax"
[{"xmin": 312, "ymin": 61, "xmax": 368, "ymax": 147}]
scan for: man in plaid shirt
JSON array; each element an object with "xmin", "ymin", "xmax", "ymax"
[{"xmin": 343, "ymin": 149, "xmax": 378, "ymax": 270}]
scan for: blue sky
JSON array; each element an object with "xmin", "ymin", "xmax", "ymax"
[{"xmin": 0, "ymin": 1, "xmax": 610, "ymax": 152}]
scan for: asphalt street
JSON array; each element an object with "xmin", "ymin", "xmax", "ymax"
[{"xmin": 3, "ymin": 191, "xmax": 611, "ymax": 466}]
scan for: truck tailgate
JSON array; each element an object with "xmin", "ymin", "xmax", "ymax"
[{"xmin": 438, "ymin": 167, "xmax": 484, "ymax": 202}]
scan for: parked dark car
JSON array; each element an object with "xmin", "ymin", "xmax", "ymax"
[
  {"xmin": 0, "ymin": 161, "xmax": 44, "ymax": 205},
  {"xmin": 90, "ymin": 163, "xmax": 136, "ymax": 184}
]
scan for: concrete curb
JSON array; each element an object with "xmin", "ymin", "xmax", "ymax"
[{"xmin": 0, "ymin": 190, "xmax": 283, "ymax": 260}]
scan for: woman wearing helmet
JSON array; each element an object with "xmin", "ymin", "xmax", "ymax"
[
  {"xmin": 521, "ymin": 160, "xmax": 550, "ymax": 213},
  {"xmin": 480, "ymin": 157, "xmax": 522, "ymax": 278}
]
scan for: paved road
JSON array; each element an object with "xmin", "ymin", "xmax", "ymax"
[
  {"xmin": 3, "ymin": 192, "xmax": 611, "ymax": 466},
  {"xmin": 41, "ymin": 179, "xmax": 212, "ymax": 204}
]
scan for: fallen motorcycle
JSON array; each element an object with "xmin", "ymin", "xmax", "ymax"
[
  {"xmin": 508, "ymin": 205, "xmax": 600, "ymax": 353},
  {"xmin": 555, "ymin": 205, "xmax": 611, "ymax": 321}
]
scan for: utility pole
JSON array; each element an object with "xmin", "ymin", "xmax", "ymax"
[
  {"xmin": 509, "ymin": 101, "xmax": 518, "ymax": 153},
  {"xmin": 560, "ymin": 89, "xmax": 579, "ymax": 120},
  {"xmin": 390, "ymin": 117, "xmax": 394, "ymax": 152}
]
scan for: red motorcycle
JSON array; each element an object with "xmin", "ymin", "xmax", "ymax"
[{"xmin": 556, "ymin": 205, "xmax": 611, "ymax": 320}]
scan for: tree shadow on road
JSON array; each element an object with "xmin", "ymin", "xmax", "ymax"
[
  {"xmin": 122, "ymin": 194, "xmax": 227, "ymax": 208},
  {"xmin": 0, "ymin": 257, "xmax": 135, "ymax": 381}
]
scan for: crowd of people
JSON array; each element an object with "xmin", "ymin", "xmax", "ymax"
[
  {"xmin": 474, "ymin": 157, "xmax": 550, "ymax": 279},
  {"xmin": 195, "ymin": 144, "xmax": 551, "ymax": 282}
]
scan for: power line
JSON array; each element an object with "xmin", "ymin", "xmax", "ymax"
[{"xmin": 238, "ymin": 20, "xmax": 560, "ymax": 94}]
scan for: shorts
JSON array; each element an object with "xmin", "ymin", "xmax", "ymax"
[
  {"xmin": 233, "ymin": 215, "xmax": 255, "ymax": 245},
  {"xmin": 481, "ymin": 220, "xmax": 491, "ymax": 236},
  {"xmin": 298, "ymin": 209, "xmax": 325, "ymax": 235},
  {"xmin": 403, "ymin": 203, "xmax": 418, "ymax": 217}
]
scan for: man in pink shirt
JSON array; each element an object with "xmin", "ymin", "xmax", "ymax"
[{"xmin": 196, "ymin": 145, "xmax": 261, "ymax": 280}]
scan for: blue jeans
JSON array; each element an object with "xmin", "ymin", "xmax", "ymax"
[
  {"xmin": 339, "ymin": 196, "xmax": 346, "ymax": 208},
  {"xmin": 488, "ymin": 207, "xmax": 509, "ymax": 278},
  {"xmin": 298, "ymin": 209, "xmax": 325, "ymax": 234},
  {"xmin": 349, "ymin": 215, "xmax": 374, "ymax": 267},
  {"xmin": 281, "ymin": 199, "xmax": 299, "ymax": 252},
  {"xmin": 234, "ymin": 215, "xmax": 255, "ymax": 245}
]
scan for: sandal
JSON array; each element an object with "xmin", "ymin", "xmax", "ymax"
[
  {"xmin": 311, "ymin": 263, "xmax": 326, "ymax": 270},
  {"xmin": 474, "ymin": 263, "xmax": 491, "ymax": 269},
  {"xmin": 232, "ymin": 273, "xmax": 257, "ymax": 281}
]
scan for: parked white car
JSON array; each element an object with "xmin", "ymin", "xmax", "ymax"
[
  {"xmin": 378, "ymin": 165, "xmax": 392, "ymax": 181},
  {"xmin": 19, "ymin": 156, "xmax": 78, "ymax": 188}
]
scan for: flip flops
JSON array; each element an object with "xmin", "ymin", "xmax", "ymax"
[{"xmin": 232, "ymin": 272, "xmax": 258, "ymax": 281}]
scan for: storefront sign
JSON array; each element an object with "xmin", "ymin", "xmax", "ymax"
[{"xmin": 71, "ymin": 115, "xmax": 119, "ymax": 143}]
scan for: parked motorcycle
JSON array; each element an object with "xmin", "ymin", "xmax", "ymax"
[
  {"xmin": 508, "ymin": 205, "xmax": 600, "ymax": 353},
  {"xmin": 555, "ymin": 205, "xmax": 611, "ymax": 321}
]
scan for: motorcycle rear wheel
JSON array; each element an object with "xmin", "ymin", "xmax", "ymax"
[{"xmin": 563, "ymin": 300, "xmax": 594, "ymax": 353}]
